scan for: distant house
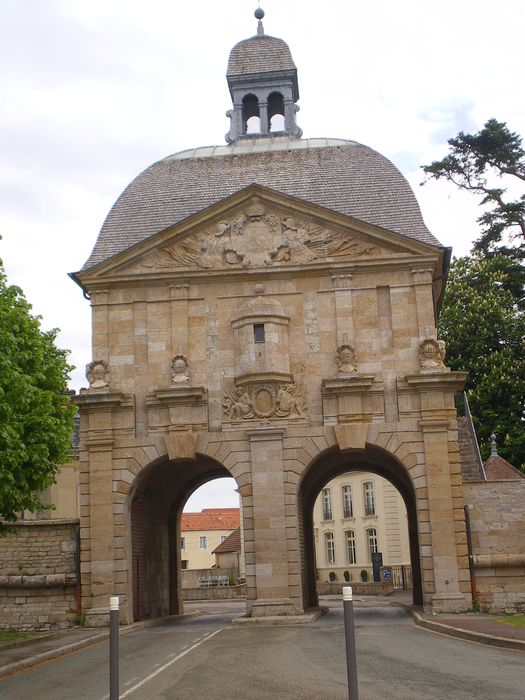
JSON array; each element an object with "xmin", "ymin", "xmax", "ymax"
[
  {"xmin": 213, "ymin": 526, "xmax": 242, "ymax": 576},
  {"xmin": 484, "ymin": 441, "xmax": 524, "ymax": 481},
  {"xmin": 180, "ymin": 508, "xmax": 240, "ymax": 570}
]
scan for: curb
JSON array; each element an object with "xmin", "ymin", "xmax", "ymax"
[
  {"xmin": 231, "ymin": 608, "xmax": 326, "ymax": 626},
  {"xmin": 0, "ymin": 630, "xmax": 109, "ymax": 680},
  {"xmin": 410, "ymin": 610, "xmax": 525, "ymax": 652}
]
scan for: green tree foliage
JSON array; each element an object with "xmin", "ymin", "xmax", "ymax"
[
  {"xmin": 423, "ymin": 119, "xmax": 525, "ymax": 260},
  {"xmin": 439, "ymin": 255, "xmax": 525, "ymax": 471},
  {"xmin": 0, "ymin": 255, "xmax": 76, "ymax": 532}
]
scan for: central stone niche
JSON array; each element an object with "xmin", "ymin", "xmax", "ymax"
[{"xmin": 223, "ymin": 295, "xmax": 307, "ymax": 422}]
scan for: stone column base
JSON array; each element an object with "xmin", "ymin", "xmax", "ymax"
[
  {"xmin": 250, "ymin": 598, "xmax": 298, "ymax": 617},
  {"xmin": 430, "ymin": 592, "xmax": 471, "ymax": 613},
  {"xmin": 85, "ymin": 606, "xmax": 110, "ymax": 627}
]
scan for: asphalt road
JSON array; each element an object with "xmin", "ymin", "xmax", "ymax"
[{"xmin": 1, "ymin": 602, "xmax": 523, "ymax": 699}]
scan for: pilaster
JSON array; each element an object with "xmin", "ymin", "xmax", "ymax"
[
  {"xmin": 246, "ymin": 426, "xmax": 297, "ymax": 616},
  {"xmin": 74, "ymin": 392, "xmax": 131, "ymax": 626},
  {"xmin": 406, "ymin": 371, "xmax": 470, "ymax": 612}
]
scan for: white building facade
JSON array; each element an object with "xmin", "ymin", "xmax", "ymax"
[{"xmin": 313, "ymin": 472, "xmax": 410, "ymax": 583}]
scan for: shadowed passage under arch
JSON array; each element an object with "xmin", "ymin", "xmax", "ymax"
[{"xmin": 129, "ymin": 454, "xmax": 236, "ymax": 620}]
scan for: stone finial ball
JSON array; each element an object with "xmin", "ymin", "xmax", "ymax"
[{"xmin": 254, "ymin": 7, "xmax": 265, "ymax": 20}]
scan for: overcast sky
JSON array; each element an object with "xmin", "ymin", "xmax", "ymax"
[{"xmin": 1, "ymin": 1, "xmax": 523, "ymax": 510}]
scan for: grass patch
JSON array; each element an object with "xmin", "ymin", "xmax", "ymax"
[
  {"xmin": 0, "ymin": 630, "xmax": 51, "ymax": 648},
  {"xmin": 496, "ymin": 615, "xmax": 525, "ymax": 628}
]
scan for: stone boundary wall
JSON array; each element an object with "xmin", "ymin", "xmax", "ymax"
[
  {"xmin": 0, "ymin": 519, "xmax": 79, "ymax": 630},
  {"xmin": 182, "ymin": 584, "xmax": 246, "ymax": 600},
  {"xmin": 463, "ymin": 480, "xmax": 525, "ymax": 614},
  {"xmin": 316, "ymin": 580, "xmax": 395, "ymax": 596},
  {"xmin": 180, "ymin": 567, "xmax": 238, "ymax": 589}
]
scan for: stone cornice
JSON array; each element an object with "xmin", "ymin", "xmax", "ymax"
[
  {"xmin": 74, "ymin": 392, "xmax": 133, "ymax": 411},
  {"xmin": 322, "ymin": 375, "xmax": 375, "ymax": 395},
  {"xmin": 146, "ymin": 386, "xmax": 207, "ymax": 407},
  {"xmin": 235, "ymin": 371, "xmax": 293, "ymax": 387},
  {"xmin": 405, "ymin": 371, "xmax": 467, "ymax": 392},
  {"xmin": 246, "ymin": 426, "xmax": 286, "ymax": 442},
  {"xmin": 419, "ymin": 418, "xmax": 451, "ymax": 433}
]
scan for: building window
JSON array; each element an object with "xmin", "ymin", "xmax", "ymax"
[
  {"xmin": 181, "ymin": 560, "xmax": 188, "ymax": 570},
  {"xmin": 367, "ymin": 528, "xmax": 378, "ymax": 563},
  {"xmin": 345, "ymin": 530, "xmax": 357, "ymax": 565},
  {"xmin": 180, "ymin": 537, "xmax": 185, "ymax": 550},
  {"xmin": 363, "ymin": 481, "xmax": 375, "ymax": 516},
  {"xmin": 220, "ymin": 535, "xmax": 227, "ymax": 543},
  {"xmin": 342, "ymin": 485, "xmax": 353, "ymax": 518},
  {"xmin": 199, "ymin": 536, "xmax": 207, "ymax": 550},
  {"xmin": 322, "ymin": 488, "xmax": 333, "ymax": 520},
  {"xmin": 325, "ymin": 532, "xmax": 335, "ymax": 565},
  {"xmin": 254, "ymin": 323, "xmax": 265, "ymax": 343}
]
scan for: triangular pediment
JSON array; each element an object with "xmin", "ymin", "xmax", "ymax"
[{"xmin": 77, "ymin": 185, "xmax": 440, "ymax": 283}]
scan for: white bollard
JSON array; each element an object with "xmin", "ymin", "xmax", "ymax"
[{"xmin": 110, "ymin": 596, "xmax": 120, "ymax": 700}]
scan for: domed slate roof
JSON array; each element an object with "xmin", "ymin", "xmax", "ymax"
[
  {"xmin": 227, "ymin": 34, "xmax": 296, "ymax": 76},
  {"xmin": 81, "ymin": 136, "xmax": 440, "ymax": 272}
]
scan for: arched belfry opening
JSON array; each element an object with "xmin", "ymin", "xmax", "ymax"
[
  {"xmin": 298, "ymin": 444, "xmax": 423, "ymax": 609},
  {"xmin": 268, "ymin": 91, "xmax": 285, "ymax": 132},
  {"xmin": 242, "ymin": 93, "xmax": 261, "ymax": 134},
  {"xmin": 128, "ymin": 454, "xmax": 241, "ymax": 621}
]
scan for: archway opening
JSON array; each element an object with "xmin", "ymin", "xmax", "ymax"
[
  {"xmin": 268, "ymin": 91, "xmax": 285, "ymax": 132},
  {"xmin": 299, "ymin": 445, "xmax": 423, "ymax": 610},
  {"xmin": 129, "ymin": 455, "xmax": 243, "ymax": 621},
  {"xmin": 242, "ymin": 93, "xmax": 260, "ymax": 134}
]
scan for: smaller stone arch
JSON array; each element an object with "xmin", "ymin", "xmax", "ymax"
[{"xmin": 298, "ymin": 443, "xmax": 423, "ymax": 610}]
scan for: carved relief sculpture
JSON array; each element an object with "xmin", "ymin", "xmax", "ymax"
[
  {"xmin": 336, "ymin": 344, "xmax": 357, "ymax": 375},
  {"xmin": 171, "ymin": 354, "xmax": 190, "ymax": 384},
  {"xmin": 222, "ymin": 370, "xmax": 307, "ymax": 421},
  {"xmin": 418, "ymin": 338, "xmax": 449, "ymax": 372},
  {"xmin": 85, "ymin": 360, "xmax": 110, "ymax": 391},
  {"xmin": 138, "ymin": 203, "xmax": 378, "ymax": 272}
]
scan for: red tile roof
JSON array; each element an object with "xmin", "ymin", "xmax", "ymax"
[
  {"xmin": 484, "ymin": 455, "xmax": 525, "ymax": 481},
  {"xmin": 181, "ymin": 508, "xmax": 240, "ymax": 532},
  {"xmin": 213, "ymin": 527, "xmax": 241, "ymax": 554}
]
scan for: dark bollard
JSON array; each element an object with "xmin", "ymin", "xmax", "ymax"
[
  {"xmin": 343, "ymin": 586, "xmax": 359, "ymax": 700},
  {"xmin": 110, "ymin": 596, "xmax": 120, "ymax": 700}
]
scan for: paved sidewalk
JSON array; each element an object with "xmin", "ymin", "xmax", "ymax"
[
  {"xmin": 413, "ymin": 610, "xmax": 525, "ymax": 650},
  {"xmin": 1, "ymin": 602, "xmax": 523, "ymax": 681}
]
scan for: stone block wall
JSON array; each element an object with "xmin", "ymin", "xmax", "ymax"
[
  {"xmin": 463, "ymin": 480, "xmax": 525, "ymax": 614},
  {"xmin": 0, "ymin": 519, "xmax": 79, "ymax": 630}
]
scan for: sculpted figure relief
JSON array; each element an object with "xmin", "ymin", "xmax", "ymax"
[
  {"xmin": 276, "ymin": 384, "xmax": 305, "ymax": 417},
  {"xmin": 418, "ymin": 338, "xmax": 448, "ymax": 371},
  {"xmin": 171, "ymin": 354, "xmax": 190, "ymax": 384},
  {"xmin": 85, "ymin": 360, "xmax": 109, "ymax": 391},
  {"xmin": 336, "ymin": 344, "xmax": 357, "ymax": 375},
  {"xmin": 139, "ymin": 204, "xmax": 378, "ymax": 271},
  {"xmin": 223, "ymin": 371, "xmax": 307, "ymax": 421},
  {"xmin": 223, "ymin": 382, "xmax": 254, "ymax": 420}
]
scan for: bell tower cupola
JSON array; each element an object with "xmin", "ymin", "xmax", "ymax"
[{"xmin": 225, "ymin": 7, "xmax": 302, "ymax": 143}]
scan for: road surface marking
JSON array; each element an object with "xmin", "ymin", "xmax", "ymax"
[{"xmin": 117, "ymin": 628, "xmax": 223, "ymax": 699}]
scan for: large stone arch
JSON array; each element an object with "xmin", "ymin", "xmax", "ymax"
[
  {"xmin": 114, "ymin": 433, "xmax": 251, "ymax": 619},
  {"xmin": 297, "ymin": 441, "xmax": 423, "ymax": 609}
]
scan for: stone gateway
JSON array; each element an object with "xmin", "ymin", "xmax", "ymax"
[{"xmin": 71, "ymin": 13, "xmax": 475, "ymax": 626}]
